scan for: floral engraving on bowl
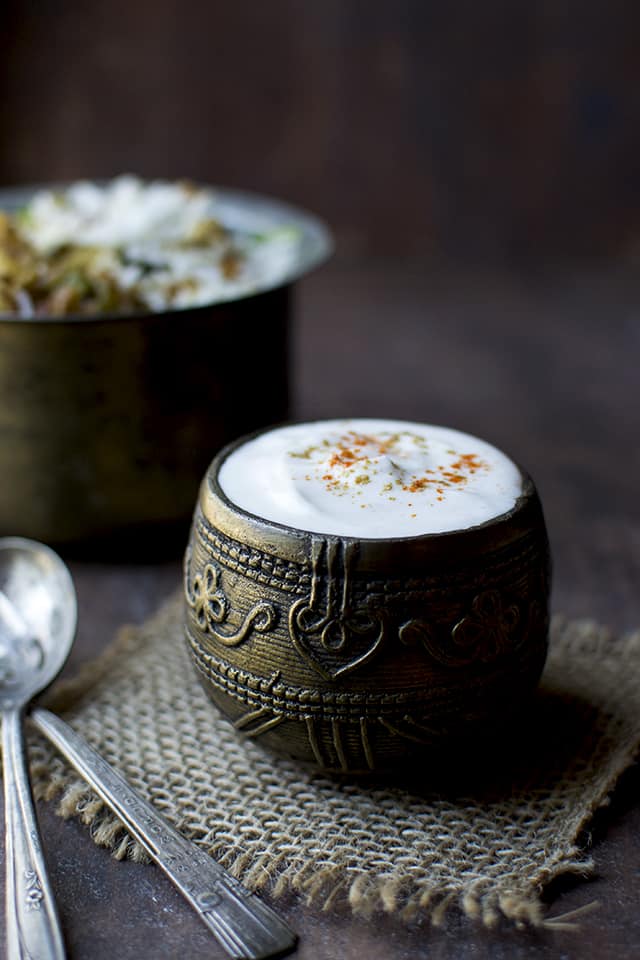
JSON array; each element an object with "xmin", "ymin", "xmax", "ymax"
[
  {"xmin": 452, "ymin": 589, "xmax": 520, "ymax": 659},
  {"xmin": 186, "ymin": 561, "xmax": 277, "ymax": 648},
  {"xmin": 288, "ymin": 537, "xmax": 388, "ymax": 680},
  {"xmin": 400, "ymin": 589, "xmax": 520, "ymax": 667},
  {"xmin": 184, "ymin": 498, "xmax": 551, "ymax": 772}
]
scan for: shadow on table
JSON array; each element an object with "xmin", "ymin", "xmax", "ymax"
[{"xmin": 331, "ymin": 687, "xmax": 611, "ymax": 805}]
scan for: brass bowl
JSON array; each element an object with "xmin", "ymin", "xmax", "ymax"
[
  {"xmin": 0, "ymin": 185, "xmax": 331, "ymax": 549},
  {"xmin": 184, "ymin": 432, "xmax": 551, "ymax": 774}
]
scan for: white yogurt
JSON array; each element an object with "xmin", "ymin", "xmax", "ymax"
[{"xmin": 218, "ymin": 419, "xmax": 523, "ymax": 538}]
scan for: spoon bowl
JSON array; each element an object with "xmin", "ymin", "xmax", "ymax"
[{"xmin": 0, "ymin": 537, "xmax": 77, "ymax": 705}]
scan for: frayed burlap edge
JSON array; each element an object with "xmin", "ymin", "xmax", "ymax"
[{"xmin": 28, "ymin": 596, "xmax": 640, "ymax": 931}]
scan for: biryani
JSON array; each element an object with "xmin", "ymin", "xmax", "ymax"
[{"xmin": 0, "ymin": 176, "xmax": 300, "ymax": 317}]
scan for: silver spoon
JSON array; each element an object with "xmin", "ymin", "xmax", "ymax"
[
  {"xmin": 0, "ymin": 536, "xmax": 74, "ymax": 960},
  {"xmin": 0, "ymin": 537, "xmax": 297, "ymax": 960}
]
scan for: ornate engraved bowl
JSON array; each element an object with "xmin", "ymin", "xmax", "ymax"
[{"xmin": 183, "ymin": 436, "xmax": 551, "ymax": 774}]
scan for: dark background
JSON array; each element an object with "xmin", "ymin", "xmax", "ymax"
[
  {"xmin": 1, "ymin": 5, "xmax": 640, "ymax": 958},
  {"xmin": 2, "ymin": 0, "xmax": 640, "ymax": 262}
]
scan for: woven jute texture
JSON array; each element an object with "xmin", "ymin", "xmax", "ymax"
[{"xmin": 29, "ymin": 594, "xmax": 640, "ymax": 930}]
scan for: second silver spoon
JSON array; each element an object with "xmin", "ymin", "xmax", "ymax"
[{"xmin": 0, "ymin": 537, "xmax": 296, "ymax": 960}]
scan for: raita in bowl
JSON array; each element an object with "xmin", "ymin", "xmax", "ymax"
[{"xmin": 184, "ymin": 419, "xmax": 551, "ymax": 774}]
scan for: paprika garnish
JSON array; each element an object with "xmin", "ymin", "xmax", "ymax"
[
  {"xmin": 289, "ymin": 429, "xmax": 488, "ymax": 509},
  {"xmin": 220, "ymin": 419, "xmax": 522, "ymax": 537}
]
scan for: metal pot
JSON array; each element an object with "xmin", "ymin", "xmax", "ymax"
[{"xmin": 0, "ymin": 185, "xmax": 331, "ymax": 550}]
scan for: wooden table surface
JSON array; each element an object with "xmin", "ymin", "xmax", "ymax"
[{"xmin": 5, "ymin": 257, "xmax": 640, "ymax": 958}]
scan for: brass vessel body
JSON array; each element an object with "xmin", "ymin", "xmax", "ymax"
[
  {"xmin": 184, "ymin": 434, "xmax": 551, "ymax": 774},
  {"xmin": 0, "ymin": 292, "xmax": 288, "ymax": 546},
  {"xmin": 0, "ymin": 184, "xmax": 331, "ymax": 548}
]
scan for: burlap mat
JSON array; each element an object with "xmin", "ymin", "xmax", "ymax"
[{"xmin": 29, "ymin": 594, "xmax": 640, "ymax": 930}]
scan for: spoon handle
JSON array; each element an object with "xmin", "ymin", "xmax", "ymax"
[
  {"xmin": 30, "ymin": 707, "xmax": 297, "ymax": 960},
  {"xmin": 2, "ymin": 707, "xmax": 66, "ymax": 960}
]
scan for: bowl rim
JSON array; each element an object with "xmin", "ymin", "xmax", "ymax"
[
  {"xmin": 197, "ymin": 420, "xmax": 545, "ymax": 566},
  {"xmin": 0, "ymin": 180, "xmax": 333, "ymax": 325}
]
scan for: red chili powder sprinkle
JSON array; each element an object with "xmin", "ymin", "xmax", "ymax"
[
  {"xmin": 451, "ymin": 453, "xmax": 485, "ymax": 472},
  {"xmin": 441, "ymin": 471, "xmax": 465, "ymax": 484},
  {"xmin": 296, "ymin": 432, "xmax": 489, "ymax": 501},
  {"xmin": 400, "ymin": 454, "xmax": 487, "ymax": 495},
  {"xmin": 403, "ymin": 477, "xmax": 430, "ymax": 493}
]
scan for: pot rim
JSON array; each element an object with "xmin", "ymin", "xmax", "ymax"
[{"xmin": 0, "ymin": 181, "xmax": 333, "ymax": 325}]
